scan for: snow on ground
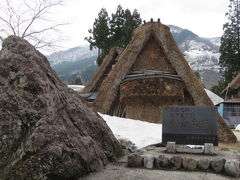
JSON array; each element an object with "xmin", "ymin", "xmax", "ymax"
[
  {"xmin": 205, "ymin": 89, "xmax": 223, "ymax": 105},
  {"xmin": 68, "ymin": 85, "xmax": 85, "ymax": 92},
  {"xmin": 235, "ymin": 124, "xmax": 240, "ymax": 131},
  {"xmin": 99, "ymin": 113, "xmax": 162, "ymax": 149}
]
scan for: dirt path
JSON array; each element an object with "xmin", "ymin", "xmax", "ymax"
[{"xmin": 80, "ymin": 164, "xmax": 236, "ymax": 180}]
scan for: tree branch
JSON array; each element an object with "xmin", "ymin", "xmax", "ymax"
[
  {"xmin": 0, "ymin": 0, "xmax": 65, "ymax": 51},
  {"xmin": 24, "ymin": 23, "xmax": 65, "ymax": 37},
  {"xmin": 21, "ymin": 0, "xmax": 62, "ymax": 38}
]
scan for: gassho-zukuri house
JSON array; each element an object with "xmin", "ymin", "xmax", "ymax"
[{"xmin": 82, "ymin": 21, "xmax": 236, "ymax": 143}]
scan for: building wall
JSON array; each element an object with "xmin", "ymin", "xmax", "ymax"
[
  {"xmin": 222, "ymin": 103, "xmax": 240, "ymax": 128},
  {"xmin": 120, "ymin": 78, "xmax": 184, "ymax": 123}
]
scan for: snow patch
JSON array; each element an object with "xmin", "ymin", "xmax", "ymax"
[
  {"xmin": 235, "ymin": 124, "xmax": 240, "ymax": 131},
  {"xmin": 99, "ymin": 113, "xmax": 162, "ymax": 149},
  {"xmin": 68, "ymin": 85, "xmax": 85, "ymax": 92}
]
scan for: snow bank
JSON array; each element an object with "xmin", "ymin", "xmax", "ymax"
[
  {"xmin": 99, "ymin": 113, "xmax": 162, "ymax": 149},
  {"xmin": 68, "ymin": 85, "xmax": 85, "ymax": 92},
  {"xmin": 235, "ymin": 124, "xmax": 240, "ymax": 131}
]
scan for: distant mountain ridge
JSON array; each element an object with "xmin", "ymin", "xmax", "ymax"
[
  {"xmin": 48, "ymin": 46, "xmax": 97, "ymax": 66},
  {"xmin": 169, "ymin": 25, "xmax": 221, "ymax": 88},
  {"xmin": 47, "ymin": 25, "xmax": 221, "ymax": 87}
]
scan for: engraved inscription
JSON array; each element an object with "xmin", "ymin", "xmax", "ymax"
[{"xmin": 162, "ymin": 106, "xmax": 218, "ymax": 145}]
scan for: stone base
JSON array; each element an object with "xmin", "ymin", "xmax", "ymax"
[{"xmin": 166, "ymin": 142, "xmax": 176, "ymax": 153}]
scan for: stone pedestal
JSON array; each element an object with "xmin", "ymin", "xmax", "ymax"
[
  {"xmin": 143, "ymin": 155, "xmax": 155, "ymax": 169},
  {"xmin": 204, "ymin": 143, "xmax": 213, "ymax": 155},
  {"xmin": 167, "ymin": 141, "xmax": 176, "ymax": 153}
]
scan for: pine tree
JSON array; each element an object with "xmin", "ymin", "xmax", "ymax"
[
  {"xmin": 110, "ymin": 6, "xmax": 142, "ymax": 48},
  {"xmin": 84, "ymin": 8, "xmax": 110, "ymax": 66},
  {"xmin": 85, "ymin": 5, "xmax": 142, "ymax": 65},
  {"xmin": 74, "ymin": 76, "xmax": 83, "ymax": 85},
  {"xmin": 219, "ymin": 0, "xmax": 240, "ymax": 83},
  {"xmin": 122, "ymin": 9, "xmax": 142, "ymax": 47},
  {"xmin": 109, "ymin": 5, "xmax": 126, "ymax": 47}
]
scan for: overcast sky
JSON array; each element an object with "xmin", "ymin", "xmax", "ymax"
[
  {"xmin": 3, "ymin": 0, "xmax": 229, "ymax": 52},
  {"xmin": 54, "ymin": 0, "xmax": 229, "ymax": 50}
]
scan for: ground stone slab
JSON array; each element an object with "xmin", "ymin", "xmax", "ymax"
[
  {"xmin": 183, "ymin": 158, "xmax": 197, "ymax": 170},
  {"xmin": 128, "ymin": 153, "xmax": 143, "ymax": 167},
  {"xmin": 224, "ymin": 160, "xmax": 240, "ymax": 177},
  {"xmin": 197, "ymin": 158, "xmax": 210, "ymax": 170},
  {"xmin": 143, "ymin": 155, "xmax": 155, "ymax": 169},
  {"xmin": 170, "ymin": 156, "xmax": 182, "ymax": 169},
  {"xmin": 210, "ymin": 158, "xmax": 226, "ymax": 173}
]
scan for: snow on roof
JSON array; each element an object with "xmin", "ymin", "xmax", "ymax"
[{"xmin": 205, "ymin": 88, "xmax": 223, "ymax": 105}]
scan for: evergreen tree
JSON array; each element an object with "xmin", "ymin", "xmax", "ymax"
[
  {"xmin": 210, "ymin": 79, "xmax": 227, "ymax": 98},
  {"xmin": 85, "ymin": 5, "xmax": 142, "ymax": 65},
  {"xmin": 110, "ymin": 5, "xmax": 126, "ymax": 47},
  {"xmin": 74, "ymin": 76, "xmax": 83, "ymax": 85},
  {"xmin": 122, "ymin": 9, "xmax": 142, "ymax": 47},
  {"xmin": 194, "ymin": 71, "xmax": 201, "ymax": 80},
  {"xmin": 219, "ymin": 0, "xmax": 240, "ymax": 83},
  {"xmin": 110, "ymin": 6, "xmax": 142, "ymax": 48},
  {"xmin": 84, "ymin": 8, "xmax": 110, "ymax": 66}
]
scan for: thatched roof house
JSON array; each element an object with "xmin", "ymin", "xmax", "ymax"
[
  {"xmin": 82, "ymin": 47, "xmax": 123, "ymax": 94},
  {"xmin": 222, "ymin": 73, "xmax": 240, "ymax": 99},
  {"xmin": 89, "ymin": 22, "xmax": 236, "ymax": 142}
]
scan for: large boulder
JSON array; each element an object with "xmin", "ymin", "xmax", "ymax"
[{"xmin": 0, "ymin": 36, "xmax": 122, "ymax": 180}]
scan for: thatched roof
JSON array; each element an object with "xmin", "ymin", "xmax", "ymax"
[
  {"xmin": 93, "ymin": 22, "xmax": 236, "ymax": 143},
  {"xmin": 81, "ymin": 47, "xmax": 123, "ymax": 93},
  {"xmin": 222, "ymin": 73, "xmax": 240, "ymax": 93}
]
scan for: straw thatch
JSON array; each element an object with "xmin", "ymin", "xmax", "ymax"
[
  {"xmin": 82, "ymin": 47, "xmax": 123, "ymax": 93},
  {"xmin": 93, "ymin": 22, "xmax": 236, "ymax": 143},
  {"xmin": 222, "ymin": 73, "xmax": 240, "ymax": 96}
]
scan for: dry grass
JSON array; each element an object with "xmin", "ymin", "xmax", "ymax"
[{"xmin": 215, "ymin": 131, "xmax": 240, "ymax": 151}]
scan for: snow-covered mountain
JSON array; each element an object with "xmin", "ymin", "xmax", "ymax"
[
  {"xmin": 48, "ymin": 46, "xmax": 97, "ymax": 66},
  {"xmin": 169, "ymin": 25, "xmax": 221, "ymax": 88},
  {"xmin": 48, "ymin": 25, "xmax": 221, "ymax": 87}
]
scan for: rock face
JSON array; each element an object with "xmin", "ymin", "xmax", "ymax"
[
  {"xmin": 197, "ymin": 158, "xmax": 210, "ymax": 170},
  {"xmin": 128, "ymin": 153, "xmax": 143, "ymax": 167},
  {"xmin": 183, "ymin": 158, "xmax": 197, "ymax": 170},
  {"xmin": 0, "ymin": 36, "xmax": 122, "ymax": 180},
  {"xmin": 170, "ymin": 156, "xmax": 183, "ymax": 169},
  {"xmin": 210, "ymin": 158, "xmax": 226, "ymax": 173},
  {"xmin": 156, "ymin": 155, "xmax": 170, "ymax": 168},
  {"xmin": 224, "ymin": 160, "xmax": 240, "ymax": 177}
]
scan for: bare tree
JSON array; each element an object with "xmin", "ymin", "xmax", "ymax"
[{"xmin": 0, "ymin": 0, "xmax": 66, "ymax": 51}]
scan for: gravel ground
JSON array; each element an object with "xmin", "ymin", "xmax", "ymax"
[{"xmin": 80, "ymin": 164, "xmax": 237, "ymax": 180}]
